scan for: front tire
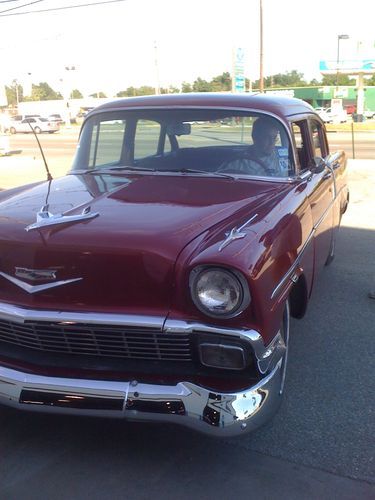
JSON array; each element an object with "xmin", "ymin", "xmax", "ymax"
[
  {"xmin": 34, "ymin": 127, "xmax": 41, "ymax": 134},
  {"xmin": 10, "ymin": 127, "xmax": 16, "ymax": 134}
]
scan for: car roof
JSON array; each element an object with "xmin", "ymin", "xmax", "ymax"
[{"xmin": 93, "ymin": 93, "xmax": 316, "ymax": 121}]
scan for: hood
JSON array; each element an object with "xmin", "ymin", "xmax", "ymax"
[{"xmin": 0, "ymin": 173, "xmax": 283, "ymax": 316}]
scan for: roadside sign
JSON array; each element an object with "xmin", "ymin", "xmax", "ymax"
[{"xmin": 232, "ymin": 48, "xmax": 246, "ymax": 93}]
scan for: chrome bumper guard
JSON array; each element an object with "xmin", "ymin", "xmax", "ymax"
[{"xmin": 0, "ymin": 304, "xmax": 286, "ymax": 436}]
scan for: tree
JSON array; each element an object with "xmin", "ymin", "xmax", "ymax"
[
  {"xmin": 181, "ymin": 81, "xmax": 193, "ymax": 93},
  {"xmin": 71, "ymin": 89, "xmax": 83, "ymax": 99},
  {"xmin": 89, "ymin": 91, "xmax": 107, "ymax": 98},
  {"xmin": 321, "ymin": 74, "xmax": 356, "ymax": 86},
  {"xmin": 24, "ymin": 82, "xmax": 63, "ymax": 101},
  {"xmin": 210, "ymin": 72, "xmax": 232, "ymax": 92},
  {"xmin": 5, "ymin": 83, "xmax": 24, "ymax": 106},
  {"xmin": 192, "ymin": 77, "xmax": 211, "ymax": 92},
  {"xmin": 166, "ymin": 86, "xmax": 180, "ymax": 94},
  {"xmin": 253, "ymin": 70, "xmax": 308, "ymax": 89},
  {"xmin": 116, "ymin": 87, "xmax": 136, "ymax": 97}
]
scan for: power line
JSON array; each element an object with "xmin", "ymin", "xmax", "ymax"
[
  {"xmin": 0, "ymin": 0, "xmax": 44, "ymax": 14},
  {"xmin": 0, "ymin": 0, "xmax": 128, "ymax": 17}
]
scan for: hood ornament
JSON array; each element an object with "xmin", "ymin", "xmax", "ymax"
[
  {"xmin": 25, "ymin": 204, "xmax": 99, "ymax": 232},
  {"xmin": 218, "ymin": 214, "xmax": 258, "ymax": 252}
]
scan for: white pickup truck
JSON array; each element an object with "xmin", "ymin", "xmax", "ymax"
[{"xmin": 315, "ymin": 107, "xmax": 348, "ymax": 123}]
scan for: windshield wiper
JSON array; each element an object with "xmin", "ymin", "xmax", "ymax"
[
  {"xmin": 82, "ymin": 165, "xmax": 156, "ymax": 174},
  {"xmin": 160, "ymin": 168, "xmax": 235, "ymax": 179}
]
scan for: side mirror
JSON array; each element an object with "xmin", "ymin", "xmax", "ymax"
[{"xmin": 310, "ymin": 156, "xmax": 326, "ymax": 174}]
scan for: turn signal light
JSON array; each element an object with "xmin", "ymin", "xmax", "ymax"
[{"xmin": 199, "ymin": 343, "xmax": 246, "ymax": 370}]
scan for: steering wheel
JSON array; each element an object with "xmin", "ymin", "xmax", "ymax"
[{"xmin": 217, "ymin": 154, "xmax": 271, "ymax": 176}]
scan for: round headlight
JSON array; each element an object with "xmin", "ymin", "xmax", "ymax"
[{"xmin": 190, "ymin": 267, "xmax": 248, "ymax": 317}]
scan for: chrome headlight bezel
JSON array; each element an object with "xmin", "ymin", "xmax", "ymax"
[{"xmin": 189, "ymin": 266, "xmax": 251, "ymax": 319}]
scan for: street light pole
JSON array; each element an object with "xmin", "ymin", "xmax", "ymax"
[
  {"xmin": 12, "ymin": 79, "xmax": 19, "ymax": 107},
  {"xmin": 336, "ymin": 34, "xmax": 349, "ymax": 89},
  {"xmin": 259, "ymin": 0, "xmax": 264, "ymax": 93},
  {"xmin": 64, "ymin": 65, "xmax": 76, "ymax": 127},
  {"xmin": 154, "ymin": 41, "xmax": 160, "ymax": 95}
]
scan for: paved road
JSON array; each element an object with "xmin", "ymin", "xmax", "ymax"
[
  {"xmin": 327, "ymin": 130, "xmax": 375, "ymax": 159},
  {"xmin": 0, "ymin": 155, "xmax": 374, "ymax": 497}
]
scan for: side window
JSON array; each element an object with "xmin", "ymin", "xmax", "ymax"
[
  {"xmin": 292, "ymin": 120, "xmax": 311, "ymax": 172},
  {"xmin": 88, "ymin": 120, "xmax": 126, "ymax": 168},
  {"xmin": 134, "ymin": 120, "xmax": 161, "ymax": 159},
  {"xmin": 310, "ymin": 120, "xmax": 327, "ymax": 159}
]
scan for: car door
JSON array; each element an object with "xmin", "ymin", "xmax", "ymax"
[
  {"xmin": 20, "ymin": 118, "xmax": 35, "ymax": 133},
  {"xmin": 19, "ymin": 119, "xmax": 30, "ymax": 133},
  {"xmin": 292, "ymin": 118, "xmax": 334, "ymax": 272}
]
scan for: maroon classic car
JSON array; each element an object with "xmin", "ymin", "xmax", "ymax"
[{"xmin": 0, "ymin": 94, "xmax": 349, "ymax": 436}]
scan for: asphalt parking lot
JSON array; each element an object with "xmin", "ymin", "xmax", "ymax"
[{"xmin": 0, "ymin": 147, "xmax": 374, "ymax": 498}]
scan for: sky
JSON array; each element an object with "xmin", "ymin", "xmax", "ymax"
[{"xmin": 1, "ymin": 0, "xmax": 375, "ymax": 97}]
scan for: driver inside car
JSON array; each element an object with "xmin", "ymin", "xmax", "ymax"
[{"xmin": 218, "ymin": 116, "xmax": 287, "ymax": 177}]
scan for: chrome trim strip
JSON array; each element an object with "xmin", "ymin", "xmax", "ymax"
[
  {"xmin": 271, "ymin": 228, "xmax": 314, "ymax": 300},
  {"xmin": 0, "ymin": 273, "xmax": 82, "ymax": 294},
  {"xmin": 0, "ymin": 361, "xmax": 284, "ymax": 437},
  {"xmin": 271, "ymin": 187, "xmax": 337, "ymax": 300},
  {"xmin": 0, "ymin": 302, "xmax": 164, "ymax": 329}
]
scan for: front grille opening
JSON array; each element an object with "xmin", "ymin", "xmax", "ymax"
[
  {"xmin": 0, "ymin": 319, "xmax": 192, "ymax": 362},
  {"xmin": 0, "ymin": 319, "xmax": 260, "ymax": 392}
]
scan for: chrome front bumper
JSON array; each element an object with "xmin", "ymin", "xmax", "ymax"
[
  {"xmin": 0, "ymin": 360, "xmax": 283, "ymax": 437},
  {"xmin": 0, "ymin": 303, "xmax": 286, "ymax": 436}
]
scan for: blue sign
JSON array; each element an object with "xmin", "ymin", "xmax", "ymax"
[{"xmin": 233, "ymin": 48, "xmax": 246, "ymax": 93}]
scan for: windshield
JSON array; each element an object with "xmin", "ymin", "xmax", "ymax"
[{"xmin": 72, "ymin": 109, "xmax": 294, "ymax": 179}]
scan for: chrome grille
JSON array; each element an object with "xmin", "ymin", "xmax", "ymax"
[{"xmin": 0, "ymin": 319, "xmax": 192, "ymax": 361}]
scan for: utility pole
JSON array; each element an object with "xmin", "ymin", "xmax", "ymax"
[
  {"xmin": 259, "ymin": 0, "xmax": 264, "ymax": 93},
  {"xmin": 64, "ymin": 66, "xmax": 76, "ymax": 127},
  {"xmin": 154, "ymin": 41, "xmax": 160, "ymax": 95},
  {"xmin": 12, "ymin": 79, "xmax": 19, "ymax": 107},
  {"xmin": 336, "ymin": 34, "xmax": 349, "ymax": 89}
]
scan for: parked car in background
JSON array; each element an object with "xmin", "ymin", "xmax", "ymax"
[
  {"xmin": 0, "ymin": 94, "xmax": 349, "ymax": 437},
  {"xmin": 75, "ymin": 107, "xmax": 95, "ymax": 124},
  {"xmin": 47, "ymin": 113, "xmax": 64, "ymax": 124},
  {"xmin": 316, "ymin": 107, "xmax": 348, "ymax": 123},
  {"xmin": 9, "ymin": 114, "xmax": 41, "ymax": 122},
  {"xmin": 344, "ymin": 104, "xmax": 356, "ymax": 115},
  {"xmin": 8, "ymin": 116, "xmax": 60, "ymax": 134},
  {"xmin": 364, "ymin": 109, "xmax": 375, "ymax": 119}
]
